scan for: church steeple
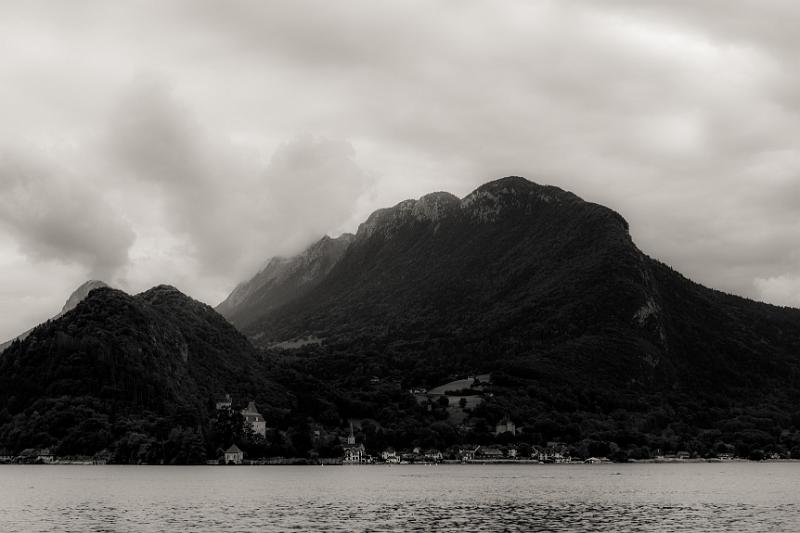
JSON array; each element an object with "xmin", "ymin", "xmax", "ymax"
[{"xmin": 347, "ymin": 421, "xmax": 355, "ymax": 445}]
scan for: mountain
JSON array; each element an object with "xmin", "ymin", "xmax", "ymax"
[
  {"xmin": 222, "ymin": 176, "xmax": 800, "ymax": 459},
  {"xmin": 0, "ymin": 285, "xmax": 292, "ymax": 463},
  {"xmin": 60, "ymin": 280, "xmax": 109, "ymax": 314},
  {"xmin": 217, "ymin": 233, "xmax": 354, "ymax": 334},
  {"xmin": 0, "ymin": 280, "xmax": 109, "ymax": 353},
  {"xmin": 227, "ymin": 177, "xmax": 651, "ymax": 353}
]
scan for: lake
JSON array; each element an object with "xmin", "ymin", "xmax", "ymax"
[{"xmin": 1, "ymin": 463, "xmax": 798, "ymax": 532}]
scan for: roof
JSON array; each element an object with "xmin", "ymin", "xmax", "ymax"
[
  {"xmin": 479, "ymin": 447, "xmax": 504, "ymax": 456},
  {"xmin": 241, "ymin": 401, "xmax": 262, "ymax": 416},
  {"xmin": 225, "ymin": 444, "xmax": 243, "ymax": 454}
]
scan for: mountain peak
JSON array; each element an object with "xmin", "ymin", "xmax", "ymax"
[
  {"xmin": 137, "ymin": 284, "xmax": 190, "ymax": 306},
  {"xmin": 357, "ymin": 192, "xmax": 460, "ymax": 239},
  {"xmin": 216, "ymin": 233, "xmax": 356, "ymax": 325},
  {"xmin": 60, "ymin": 280, "xmax": 109, "ymax": 314},
  {"xmin": 461, "ymin": 176, "xmax": 582, "ymax": 222},
  {"xmin": 474, "ymin": 176, "xmax": 578, "ymax": 197},
  {"xmin": 1, "ymin": 279, "xmax": 111, "ymax": 353},
  {"xmin": 357, "ymin": 177, "xmax": 586, "ymax": 237},
  {"xmin": 306, "ymin": 233, "xmax": 355, "ymax": 258},
  {"xmin": 413, "ymin": 192, "xmax": 460, "ymax": 221}
]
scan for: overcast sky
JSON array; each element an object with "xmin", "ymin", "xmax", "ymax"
[{"xmin": 1, "ymin": 1, "xmax": 799, "ymax": 340}]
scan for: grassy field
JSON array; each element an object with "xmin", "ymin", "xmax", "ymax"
[{"xmin": 422, "ymin": 374, "xmax": 491, "ymax": 424}]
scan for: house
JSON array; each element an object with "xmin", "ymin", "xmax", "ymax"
[
  {"xmin": 477, "ymin": 446, "xmax": 504, "ymax": 460},
  {"xmin": 677, "ymin": 450, "xmax": 691, "ymax": 460},
  {"xmin": 0, "ymin": 448, "xmax": 13, "ymax": 464},
  {"xmin": 423, "ymin": 449, "xmax": 443, "ymax": 462},
  {"xmin": 343, "ymin": 442, "xmax": 366, "ymax": 464},
  {"xmin": 342, "ymin": 424, "xmax": 366, "ymax": 464},
  {"xmin": 459, "ymin": 445, "xmax": 480, "ymax": 461},
  {"xmin": 536, "ymin": 442, "xmax": 570, "ymax": 463},
  {"xmin": 400, "ymin": 452, "xmax": 417, "ymax": 464},
  {"xmin": 19, "ymin": 448, "xmax": 55, "ymax": 464},
  {"xmin": 240, "ymin": 401, "xmax": 267, "ymax": 437},
  {"xmin": 215, "ymin": 394, "xmax": 232, "ymax": 411},
  {"xmin": 224, "ymin": 444, "xmax": 244, "ymax": 464},
  {"xmin": 37, "ymin": 448, "xmax": 55, "ymax": 463},
  {"xmin": 381, "ymin": 448, "xmax": 399, "ymax": 463},
  {"xmin": 495, "ymin": 415, "xmax": 516, "ymax": 436}
]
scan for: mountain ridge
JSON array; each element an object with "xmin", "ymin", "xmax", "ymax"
[
  {"xmin": 226, "ymin": 176, "xmax": 641, "ymax": 345},
  {"xmin": 214, "ymin": 175, "xmax": 800, "ymax": 460},
  {"xmin": 217, "ymin": 233, "xmax": 355, "ymax": 330},
  {"xmin": 4, "ymin": 175, "xmax": 800, "ymax": 462},
  {"xmin": 0, "ymin": 280, "xmax": 109, "ymax": 353},
  {"xmin": 0, "ymin": 284, "xmax": 291, "ymax": 462}
]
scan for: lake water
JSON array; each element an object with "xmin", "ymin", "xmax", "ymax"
[{"xmin": 1, "ymin": 463, "xmax": 799, "ymax": 532}]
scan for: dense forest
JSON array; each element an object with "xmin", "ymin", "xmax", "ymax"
[{"xmin": 0, "ymin": 286, "xmax": 292, "ymax": 464}]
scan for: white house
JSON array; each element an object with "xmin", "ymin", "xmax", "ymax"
[
  {"xmin": 224, "ymin": 444, "xmax": 244, "ymax": 464},
  {"xmin": 381, "ymin": 448, "xmax": 399, "ymax": 463},
  {"xmin": 423, "ymin": 449, "xmax": 443, "ymax": 462},
  {"xmin": 241, "ymin": 401, "xmax": 267, "ymax": 437}
]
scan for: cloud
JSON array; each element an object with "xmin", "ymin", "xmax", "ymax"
[
  {"xmin": 0, "ymin": 150, "xmax": 135, "ymax": 279},
  {"xmin": 105, "ymin": 76, "xmax": 372, "ymax": 280},
  {"xmin": 2, "ymin": 0, "xmax": 800, "ymax": 340},
  {"xmin": 755, "ymin": 275, "xmax": 800, "ymax": 308}
]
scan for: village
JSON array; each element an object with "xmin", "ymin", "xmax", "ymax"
[
  {"xmin": 211, "ymin": 396, "xmax": 758, "ymax": 466},
  {"xmin": 218, "ymin": 401, "xmax": 593, "ymax": 466},
  {"xmin": 0, "ymin": 391, "xmax": 776, "ymax": 465}
]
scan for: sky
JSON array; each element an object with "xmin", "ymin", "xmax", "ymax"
[{"xmin": 1, "ymin": 0, "xmax": 799, "ymax": 341}]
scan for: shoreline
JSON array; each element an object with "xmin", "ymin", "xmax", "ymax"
[{"xmin": 3, "ymin": 458, "xmax": 798, "ymax": 466}]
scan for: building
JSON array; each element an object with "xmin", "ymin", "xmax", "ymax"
[
  {"xmin": 342, "ymin": 423, "xmax": 366, "ymax": 464},
  {"xmin": 240, "ymin": 401, "xmax": 267, "ymax": 437},
  {"xmin": 534, "ymin": 442, "xmax": 570, "ymax": 463},
  {"xmin": 215, "ymin": 394, "xmax": 232, "ymax": 411},
  {"xmin": 477, "ymin": 446, "xmax": 504, "ymax": 460},
  {"xmin": 495, "ymin": 415, "xmax": 516, "ymax": 436},
  {"xmin": 381, "ymin": 448, "xmax": 399, "ymax": 463},
  {"xmin": 423, "ymin": 449, "xmax": 443, "ymax": 462},
  {"xmin": 19, "ymin": 448, "xmax": 55, "ymax": 464},
  {"xmin": 459, "ymin": 445, "xmax": 480, "ymax": 461},
  {"xmin": 37, "ymin": 448, "xmax": 55, "ymax": 463},
  {"xmin": 224, "ymin": 444, "xmax": 244, "ymax": 464}
]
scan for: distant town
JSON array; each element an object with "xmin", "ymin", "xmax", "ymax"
[{"xmin": 0, "ymin": 390, "xmax": 779, "ymax": 465}]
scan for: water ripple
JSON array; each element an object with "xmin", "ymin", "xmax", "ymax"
[{"xmin": 1, "ymin": 464, "xmax": 799, "ymax": 532}]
